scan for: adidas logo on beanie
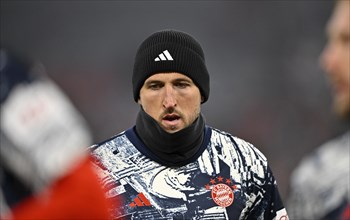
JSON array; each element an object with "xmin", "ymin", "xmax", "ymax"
[{"xmin": 132, "ymin": 29, "xmax": 210, "ymax": 103}]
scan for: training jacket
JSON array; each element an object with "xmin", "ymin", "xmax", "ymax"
[
  {"xmin": 91, "ymin": 126, "xmax": 288, "ymax": 220},
  {"xmin": 287, "ymin": 131, "xmax": 350, "ymax": 220}
]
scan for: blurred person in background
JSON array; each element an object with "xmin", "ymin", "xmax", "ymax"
[
  {"xmin": 287, "ymin": 1, "xmax": 349, "ymax": 219},
  {"xmin": 0, "ymin": 48, "xmax": 110, "ymax": 219},
  {"xmin": 90, "ymin": 29, "xmax": 288, "ymax": 219}
]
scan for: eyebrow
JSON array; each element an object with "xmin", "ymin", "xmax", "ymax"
[
  {"xmin": 145, "ymin": 77, "xmax": 193, "ymax": 85},
  {"xmin": 144, "ymin": 80, "xmax": 163, "ymax": 85},
  {"xmin": 172, "ymin": 78, "xmax": 193, "ymax": 83}
]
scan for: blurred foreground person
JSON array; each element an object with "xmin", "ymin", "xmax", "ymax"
[
  {"xmin": 90, "ymin": 30, "xmax": 288, "ymax": 219},
  {"xmin": 287, "ymin": 1, "xmax": 350, "ymax": 220},
  {"xmin": 0, "ymin": 49, "xmax": 110, "ymax": 219}
]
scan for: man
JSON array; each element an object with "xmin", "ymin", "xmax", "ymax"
[
  {"xmin": 0, "ymin": 49, "xmax": 110, "ymax": 219},
  {"xmin": 91, "ymin": 29, "xmax": 288, "ymax": 219},
  {"xmin": 287, "ymin": 1, "xmax": 350, "ymax": 220}
]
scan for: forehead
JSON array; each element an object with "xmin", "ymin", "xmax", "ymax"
[
  {"xmin": 327, "ymin": 1, "xmax": 350, "ymax": 34},
  {"xmin": 145, "ymin": 72, "xmax": 193, "ymax": 82}
]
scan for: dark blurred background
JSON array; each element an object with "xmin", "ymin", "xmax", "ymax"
[{"xmin": 1, "ymin": 0, "xmax": 347, "ymax": 201}]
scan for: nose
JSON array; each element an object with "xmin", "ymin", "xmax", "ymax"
[
  {"xmin": 162, "ymin": 85, "xmax": 177, "ymax": 109},
  {"xmin": 320, "ymin": 43, "xmax": 339, "ymax": 75}
]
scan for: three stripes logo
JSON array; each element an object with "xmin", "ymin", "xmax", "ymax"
[
  {"xmin": 154, "ymin": 50, "xmax": 173, "ymax": 61},
  {"xmin": 129, "ymin": 192, "xmax": 152, "ymax": 207}
]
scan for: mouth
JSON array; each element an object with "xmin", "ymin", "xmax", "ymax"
[
  {"xmin": 331, "ymin": 81, "xmax": 346, "ymax": 96},
  {"xmin": 162, "ymin": 114, "xmax": 181, "ymax": 122},
  {"xmin": 162, "ymin": 114, "xmax": 181, "ymax": 130}
]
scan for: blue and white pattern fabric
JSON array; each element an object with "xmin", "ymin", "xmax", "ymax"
[{"xmin": 91, "ymin": 126, "xmax": 288, "ymax": 220}]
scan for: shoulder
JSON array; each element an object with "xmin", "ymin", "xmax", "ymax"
[
  {"xmin": 207, "ymin": 128, "xmax": 270, "ymax": 183},
  {"xmin": 315, "ymin": 131, "xmax": 350, "ymax": 158},
  {"xmin": 89, "ymin": 130, "xmax": 127, "ymax": 153},
  {"xmin": 291, "ymin": 131, "xmax": 350, "ymax": 184},
  {"xmin": 210, "ymin": 127, "xmax": 268, "ymax": 164}
]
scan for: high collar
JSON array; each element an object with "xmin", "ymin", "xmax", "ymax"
[{"xmin": 135, "ymin": 107, "xmax": 205, "ymax": 166}]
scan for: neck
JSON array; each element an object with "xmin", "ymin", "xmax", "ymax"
[{"xmin": 135, "ymin": 107, "xmax": 205, "ymax": 166}]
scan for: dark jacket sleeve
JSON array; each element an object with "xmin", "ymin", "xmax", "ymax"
[{"xmin": 247, "ymin": 165, "xmax": 288, "ymax": 220}]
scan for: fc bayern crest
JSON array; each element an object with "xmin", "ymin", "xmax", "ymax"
[
  {"xmin": 211, "ymin": 183, "xmax": 234, "ymax": 207},
  {"xmin": 205, "ymin": 176, "xmax": 237, "ymax": 208}
]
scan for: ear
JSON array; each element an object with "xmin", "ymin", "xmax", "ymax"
[
  {"xmin": 201, "ymin": 96, "xmax": 204, "ymax": 103},
  {"xmin": 137, "ymin": 98, "xmax": 142, "ymax": 105}
]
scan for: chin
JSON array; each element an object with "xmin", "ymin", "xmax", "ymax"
[
  {"xmin": 334, "ymin": 101, "xmax": 350, "ymax": 120},
  {"xmin": 163, "ymin": 126, "xmax": 180, "ymax": 134}
]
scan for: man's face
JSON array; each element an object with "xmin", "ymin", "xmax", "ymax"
[
  {"xmin": 138, "ymin": 72, "xmax": 202, "ymax": 133},
  {"xmin": 320, "ymin": 0, "xmax": 350, "ymax": 118}
]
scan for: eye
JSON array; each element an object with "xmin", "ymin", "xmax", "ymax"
[
  {"xmin": 174, "ymin": 81, "xmax": 190, "ymax": 88},
  {"xmin": 147, "ymin": 83, "xmax": 163, "ymax": 90}
]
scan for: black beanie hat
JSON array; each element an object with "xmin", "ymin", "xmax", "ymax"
[{"xmin": 132, "ymin": 29, "xmax": 210, "ymax": 103}]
